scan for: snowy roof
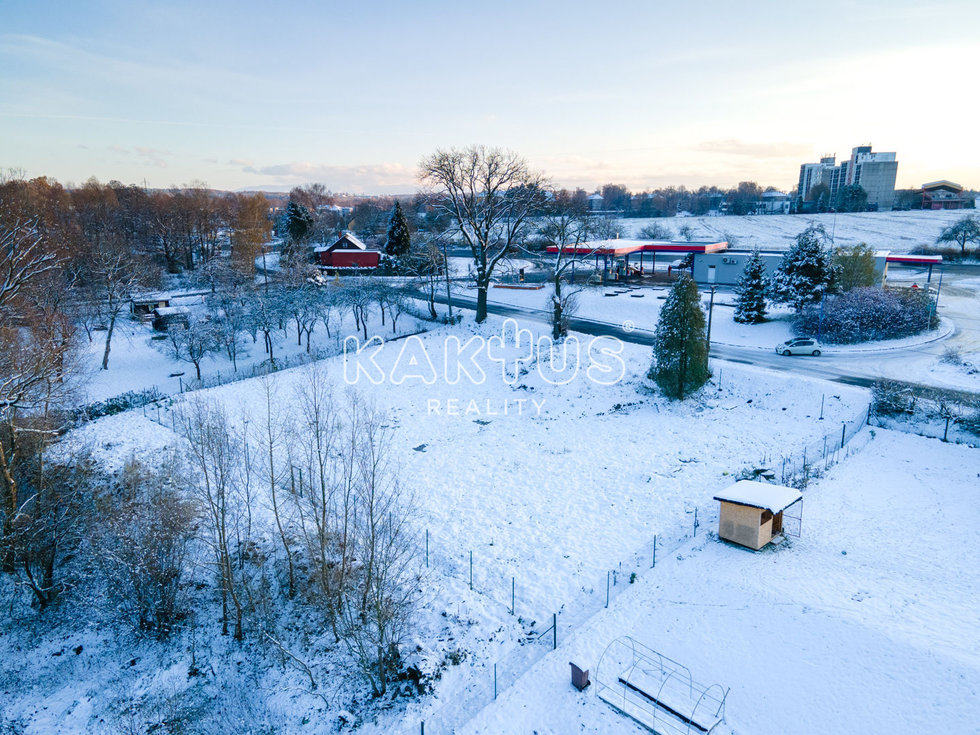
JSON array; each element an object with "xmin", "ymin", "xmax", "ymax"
[
  {"xmin": 714, "ymin": 480, "xmax": 802, "ymax": 513},
  {"xmin": 132, "ymin": 292, "xmax": 171, "ymax": 303},
  {"xmin": 153, "ymin": 306, "xmax": 189, "ymax": 317},
  {"xmin": 331, "ymin": 232, "xmax": 368, "ymax": 250}
]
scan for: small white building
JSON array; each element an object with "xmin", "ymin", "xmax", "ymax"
[{"xmin": 758, "ymin": 191, "xmax": 791, "ymax": 214}]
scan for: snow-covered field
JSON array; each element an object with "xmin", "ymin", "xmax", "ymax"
[
  {"xmin": 465, "ymin": 428, "xmax": 980, "ymax": 735},
  {"xmin": 611, "ymin": 209, "xmax": 974, "ymax": 254},
  {"xmin": 1, "ymin": 317, "xmax": 876, "ymax": 734}
]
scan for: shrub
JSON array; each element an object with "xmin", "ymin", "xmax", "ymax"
[
  {"xmin": 871, "ymin": 379, "xmax": 917, "ymax": 417},
  {"xmin": 637, "ymin": 222, "xmax": 673, "ymax": 240},
  {"xmin": 795, "ymin": 287, "xmax": 936, "ymax": 344}
]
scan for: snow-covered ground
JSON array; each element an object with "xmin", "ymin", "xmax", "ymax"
[
  {"xmin": 2, "ymin": 316, "xmax": 875, "ymax": 734},
  {"xmin": 78, "ymin": 294, "xmax": 429, "ymax": 403},
  {"xmin": 464, "ymin": 428, "xmax": 980, "ymax": 735},
  {"xmin": 610, "ymin": 209, "xmax": 974, "ymax": 255}
]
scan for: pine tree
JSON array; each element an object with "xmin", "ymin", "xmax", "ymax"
[
  {"xmin": 285, "ymin": 201, "xmax": 314, "ymax": 243},
  {"xmin": 384, "ymin": 201, "xmax": 411, "ymax": 257},
  {"xmin": 770, "ymin": 224, "xmax": 837, "ymax": 312},
  {"xmin": 733, "ymin": 250, "xmax": 768, "ymax": 323},
  {"xmin": 649, "ymin": 275, "xmax": 711, "ymax": 399}
]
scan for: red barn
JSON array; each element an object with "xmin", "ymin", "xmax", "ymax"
[{"xmin": 314, "ymin": 233, "xmax": 380, "ymax": 269}]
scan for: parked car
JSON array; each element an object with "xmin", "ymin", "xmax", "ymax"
[{"xmin": 775, "ymin": 337, "xmax": 822, "ymax": 356}]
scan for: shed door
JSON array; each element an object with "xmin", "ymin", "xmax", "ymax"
[{"xmin": 781, "ymin": 499, "xmax": 803, "ymax": 538}]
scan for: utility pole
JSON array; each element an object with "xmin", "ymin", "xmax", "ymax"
[{"xmin": 705, "ymin": 266, "xmax": 717, "ymax": 352}]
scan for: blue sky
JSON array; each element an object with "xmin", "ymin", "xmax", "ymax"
[{"xmin": 2, "ymin": 0, "xmax": 978, "ymax": 193}]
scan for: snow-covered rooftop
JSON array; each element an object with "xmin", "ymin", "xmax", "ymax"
[{"xmin": 713, "ymin": 480, "xmax": 802, "ymax": 513}]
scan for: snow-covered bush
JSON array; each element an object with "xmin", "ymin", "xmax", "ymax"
[
  {"xmin": 871, "ymin": 379, "xmax": 917, "ymax": 417},
  {"xmin": 795, "ymin": 287, "xmax": 936, "ymax": 344},
  {"xmin": 86, "ymin": 457, "xmax": 197, "ymax": 638}
]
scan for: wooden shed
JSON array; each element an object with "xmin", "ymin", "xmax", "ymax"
[{"xmin": 713, "ymin": 480, "xmax": 802, "ymax": 550}]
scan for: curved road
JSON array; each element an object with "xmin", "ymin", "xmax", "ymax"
[{"xmin": 431, "ymin": 281, "xmax": 979, "ymax": 392}]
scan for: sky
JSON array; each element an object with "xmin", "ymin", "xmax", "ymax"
[{"xmin": 2, "ymin": 0, "xmax": 979, "ymax": 195}]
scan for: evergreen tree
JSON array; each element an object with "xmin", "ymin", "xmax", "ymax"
[
  {"xmin": 649, "ymin": 275, "xmax": 711, "ymax": 399},
  {"xmin": 770, "ymin": 224, "xmax": 838, "ymax": 312},
  {"xmin": 285, "ymin": 201, "xmax": 314, "ymax": 243},
  {"xmin": 385, "ymin": 201, "xmax": 411, "ymax": 257},
  {"xmin": 733, "ymin": 250, "xmax": 768, "ymax": 323}
]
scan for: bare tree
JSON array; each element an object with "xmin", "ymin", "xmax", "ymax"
[
  {"xmin": 164, "ymin": 319, "xmax": 219, "ymax": 381},
  {"xmin": 253, "ymin": 376, "xmax": 296, "ymax": 598},
  {"xmin": 292, "ymin": 362, "xmax": 345, "ymax": 639},
  {"xmin": 539, "ymin": 194, "xmax": 600, "ymax": 340},
  {"xmin": 337, "ymin": 396, "xmax": 420, "ymax": 696},
  {"xmin": 179, "ymin": 397, "xmax": 247, "ymax": 639},
  {"xmin": 84, "ymin": 240, "xmax": 149, "ymax": 370},
  {"xmin": 418, "ymin": 146, "xmax": 547, "ymax": 322}
]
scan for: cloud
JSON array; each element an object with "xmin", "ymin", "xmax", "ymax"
[
  {"xmin": 239, "ymin": 161, "xmax": 416, "ymax": 193},
  {"xmin": 693, "ymin": 139, "xmax": 812, "ymax": 159}
]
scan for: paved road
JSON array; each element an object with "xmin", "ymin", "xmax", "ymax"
[{"xmin": 429, "ymin": 289, "xmax": 974, "ymax": 391}]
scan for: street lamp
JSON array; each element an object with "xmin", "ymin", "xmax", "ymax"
[{"xmin": 705, "ymin": 266, "xmax": 716, "ymax": 352}]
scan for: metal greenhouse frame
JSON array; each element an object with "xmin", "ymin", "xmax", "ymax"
[{"xmin": 595, "ymin": 637, "xmax": 728, "ymax": 735}]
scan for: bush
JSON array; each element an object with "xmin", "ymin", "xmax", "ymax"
[
  {"xmin": 871, "ymin": 379, "xmax": 917, "ymax": 416},
  {"xmin": 637, "ymin": 222, "xmax": 673, "ymax": 240},
  {"xmin": 72, "ymin": 388, "xmax": 165, "ymax": 423},
  {"xmin": 910, "ymin": 244, "xmax": 974, "ymax": 262},
  {"xmin": 795, "ymin": 287, "xmax": 936, "ymax": 344},
  {"xmin": 88, "ymin": 459, "xmax": 197, "ymax": 638}
]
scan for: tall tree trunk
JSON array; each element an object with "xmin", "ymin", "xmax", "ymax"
[
  {"xmin": 476, "ymin": 285, "xmax": 488, "ymax": 323},
  {"xmin": 101, "ymin": 314, "xmax": 116, "ymax": 370}
]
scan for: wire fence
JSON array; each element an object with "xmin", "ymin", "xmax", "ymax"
[
  {"xmin": 375, "ymin": 395, "xmax": 874, "ymax": 735},
  {"xmin": 768, "ymin": 399, "xmax": 872, "ymax": 489}
]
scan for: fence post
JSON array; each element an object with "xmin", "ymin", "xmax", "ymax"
[
  {"xmin": 494, "ymin": 663, "xmax": 497, "ymax": 699},
  {"xmin": 606, "ymin": 571, "xmax": 610, "ymax": 608},
  {"xmin": 819, "ymin": 394, "xmax": 824, "ymax": 420},
  {"xmin": 552, "ymin": 613, "xmax": 557, "ymax": 650},
  {"xmin": 425, "ymin": 529, "xmax": 429, "ymax": 569},
  {"xmin": 694, "ymin": 507, "xmax": 698, "ymax": 537},
  {"xmin": 841, "ymin": 421, "xmax": 846, "ymax": 448},
  {"xmin": 652, "ymin": 535, "xmax": 657, "ymax": 568},
  {"xmin": 511, "ymin": 577, "xmax": 515, "ymax": 616},
  {"xmin": 469, "ymin": 550, "xmax": 473, "ymax": 591}
]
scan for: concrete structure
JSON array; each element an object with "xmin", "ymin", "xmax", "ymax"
[
  {"xmin": 691, "ymin": 249, "xmax": 939, "ymax": 286},
  {"xmin": 714, "ymin": 480, "xmax": 803, "ymax": 550},
  {"xmin": 797, "ymin": 155, "xmax": 838, "ymax": 203},
  {"xmin": 846, "ymin": 145, "xmax": 898, "ymax": 211},
  {"xmin": 313, "ymin": 232, "xmax": 380, "ymax": 270},
  {"xmin": 797, "ymin": 145, "xmax": 898, "ymax": 211},
  {"xmin": 918, "ymin": 180, "xmax": 969, "ymax": 210}
]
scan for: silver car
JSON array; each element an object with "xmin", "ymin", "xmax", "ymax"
[{"xmin": 776, "ymin": 337, "xmax": 822, "ymax": 356}]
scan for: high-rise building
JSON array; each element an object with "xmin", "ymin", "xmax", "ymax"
[
  {"xmin": 845, "ymin": 146, "xmax": 898, "ymax": 211},
  {"xmin": 796, "ymin": 145, "xmax": 898, "ymax": 211}
]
